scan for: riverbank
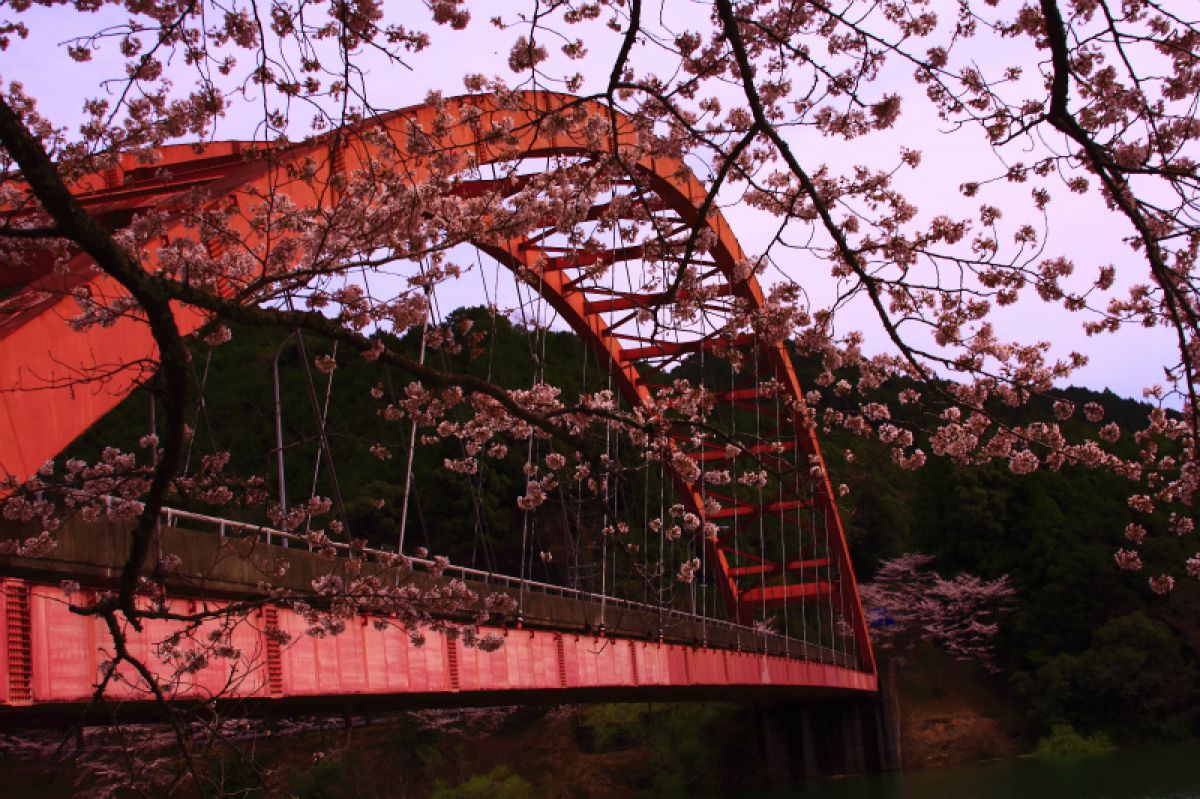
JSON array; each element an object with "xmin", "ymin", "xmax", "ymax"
[
  {"xmin": 888, "ymin": 649, "xmax": 1028, "ymax": 768},
  {"xmin": 1, "ymin": 702, "xmax": 1192, "ymax": 798}
]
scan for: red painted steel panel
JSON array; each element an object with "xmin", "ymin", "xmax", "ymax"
[
  {"xmin": 650, "ymin": 643, "xmax": 671, "ymax": 686},
  {"xmin": 501, "ymin": 632, "xmax": 526, "ymax": 689},
  {"xmin": 595, "ymin": 636, "xmax": 622, "ymax": 687},
  {"xmin": 586, "ymin": 636, "xmax": 609, "ymax": 686},
  {"xmin": 363, "ymin": 622, "xmax": 390, "ymax": 693},
  {"xmin": 30, "ymin": 586, "xmax": 92, "ymax": 701},
  {"xmin": 0, "ymin": 584, "xmax": 7, "ymax": 704},
  {"xmin": 310, "ymin": 627, "xmax": 339, "ymax": 695},
  {"xmin": 342, "ymin": 620, "xmax": 369, "ymax": 694},
  {"xmin": 2, "ymin": 580, "xmax": 879, "ymax": 709},
  {"xmin": 453, "ymin": 636, "xmax": 479, "ymax": 693},
  {"xmin": 568, "ymin": 635, "xmax": 595, "ymax": 687},
  {"xmin": 409, "ymin": 632, "xmax": 436, "ymax": 692},
  {"xmin": 636, "ymin": 642, "xmax": 669, "ymax": 686},
  {"xmin": 534, "ymin": 632, "xmax": 559, "ymax": 689},
  {"xmin": 279, "ymin": 612, "xmax": 317, "ymax": 695},
  {"xmin": 560, "ymin": 634, "xmax": 583, "ymax": 688},
  {"xmin": 686, "ymin": 648, "xmax": 702, "ymax": 684},
  {"xmin": 382, "ymin": 622, "xmax": 413, "ymax": 693},
  {"xmin": 473, "ymin": 633, "xmax": 505, "ymax": 691},
  {"xmin": 605, "ymin": 641, "xmax": 627, "ymax": 687},
  {"xmin": 666, "ymin": 646, "xmax": 689, "ymax": 685},
  {"xmin": 697, "ymin": 649, "xmax": 727, "ymax": 685},
  {"xmin": 409, "ymin": 627, "xmax": 433, "ymax": 691},
  {"xmin": 508, "ymin": 633, "xmax": 528, "ymax": 688}
]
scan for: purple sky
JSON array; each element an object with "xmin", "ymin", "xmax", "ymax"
[{"xmin": 1, "ymin": 3, "xmax": 1176, "ymax": 404}]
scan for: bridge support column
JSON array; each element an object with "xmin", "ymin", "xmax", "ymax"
[
  {"xmin": 759, "ymin": 698, "xmax": 896, "ymax": 783},
  {"xmin": 797, "ymin": 706, "xmax": 819, "ymax": 779},
  {"xmin": 758, "ymin": 704, "xmax": 793, "ymax": 784},
  {"xmin": 878, "ymin": 660, "xmax": 904, "ymax": 770},
  {"xmin": 839, "ymin": 703, "xmax": 867, "ymax": 775}
]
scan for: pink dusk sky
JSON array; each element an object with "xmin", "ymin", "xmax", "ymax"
[{"xmin": 1, "ymin": 2, "xmax": 1178, "ymax": 403}]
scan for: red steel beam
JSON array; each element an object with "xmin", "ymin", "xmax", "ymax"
[
  {"xmin": 0, "ymin": 579, "xmax": 877, "ymax": 710},
  {"xmin": 618, "ymin": 332, "xmax": 757, "ymax": 362},
  {"xmin": 528, "ymin": 244, "xmax": 645, "ymax": 272},
  {"xmin": 739, "ymin": 581, "xmax": 833, "ymax": 607},
  {"xmin": 584, "ymin": 283, "xmax": 735, "ymax": 314},
  {"xmin": 727, "ymin": 558, "xmax": 832, "ymax": 578},
  {"xmin": 714, "ymin": 385, "xmax": 779, "ymax": 402},
  {"xmin": 707, "ymin": 498, "xmax": 812, "ymax": 520},
  {"xmin": 689, "ymin": 440, "xmax": 797, "ymax": 463}
]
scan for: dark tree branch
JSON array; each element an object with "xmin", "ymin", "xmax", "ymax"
[{"xmin": 0, "ymin": 95, "xmax": 190, "ymax": 627}]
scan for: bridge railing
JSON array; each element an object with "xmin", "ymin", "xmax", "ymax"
[{"xmin": 127, "ymin": 502, "xmax": 855, "ymax": 669}]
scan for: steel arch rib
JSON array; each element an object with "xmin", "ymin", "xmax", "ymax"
[{"xmin": 0, "ymin": 90, "xmax": 874, "ymax": 676}]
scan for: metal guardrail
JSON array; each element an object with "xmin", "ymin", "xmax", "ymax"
[{"xmin": 140, "ymin": 502, "xmax": 856, "ymax": 669}]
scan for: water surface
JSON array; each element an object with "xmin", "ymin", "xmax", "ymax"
[{"xmin": 739, "ymin": 743, "xmax": 1200, "ymax": 799}]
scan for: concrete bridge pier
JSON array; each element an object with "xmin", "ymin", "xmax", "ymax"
[
  {"xmin": 758, "ymin": 704, "xmax": 793, "ymax": 783},
  {"xmin": 757, "ymin": 697, "xmax": 901, "ymax": 785}
]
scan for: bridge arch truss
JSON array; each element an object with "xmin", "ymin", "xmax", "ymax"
[{"xmin": 0, "ymin": 91, "xmax": 875, "ymax": 690}]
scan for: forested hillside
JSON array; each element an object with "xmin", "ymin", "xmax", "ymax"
[{"xmin": 69, "ymin": 309, "xmax": 1199, "ymax": 743}]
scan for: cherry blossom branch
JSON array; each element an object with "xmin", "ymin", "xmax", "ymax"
[{"xmin": 1038, "ymin": 0, "xmax": 1200, "ymax": 455}]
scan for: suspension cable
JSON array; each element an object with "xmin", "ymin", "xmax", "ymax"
[
  {"xmin": 824, "ymin": 499, "xmax": 837, "ymax": 661},
  {"xmin": 755, "ymin": 339, "xmax": 768, "ymax": 651},
  {"xmin": 306, "ymin": 340, "xmax": 338, "ymax": 526},
  {"xmin": 776, "ymin": 382, "xmax": 790, "ymax": 657},
  {"xmin": 795, "ymin": 402, "xmax": 809, "ymax": 660},
  {"xmin": 294, "ymin": 332, "xmax": 349, "ymax": 533},
  {"xmin": 396, "ymin": 306, "xmax": 429, "ymax": 556},
  {"xmin": 698, "ymin": 301, "xmax": 709, "ymax": 644},
  {"xmin": 183, "ymin": 349, "xmax": 214, "ymax": 477}
]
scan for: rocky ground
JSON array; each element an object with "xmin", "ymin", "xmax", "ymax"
[{"xmin": 891, "ymin": 649, "xmax": 1028, "ymax": 769}]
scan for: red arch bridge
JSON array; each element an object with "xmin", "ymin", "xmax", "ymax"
[{"xmin": 0, "ymin": 91, "xmax": 890, "ymax": 762}]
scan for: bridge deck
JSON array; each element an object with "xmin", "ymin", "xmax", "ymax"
[{"xmin": 0, "ymin": 515, "xmax": 876, "ymax": 715}]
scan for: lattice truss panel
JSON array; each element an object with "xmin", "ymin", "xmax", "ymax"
[{"xmin": 0, "ymin": 91, "xmax": 873, "ymax": 673}]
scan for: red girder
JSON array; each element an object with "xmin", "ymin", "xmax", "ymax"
[
  {"xmin": 0, "ymin": 578, "xmax": 876, "ymax": 709},
  {"xmin": 690, "ymin": 440, "xmax": 798, "ymax": 463},
  {"xmin": 618, "ymin": 332, "xmax": 757, "ymax": 362},
  {"xmin": 727, "ymin": 558, "xmax": 832, "ymax": 578},
  {"xmin": 740, "ymin": 581, "xmax": 834, "ymax": 607},
  {"xmin": 707, "ymin": 498, "xmax": 812, "ymax": 520},
  {"xmin": 716, "ymin": 385, "xmax": 781, "ymax": 402},
  {"xmin": 446, "ymin": 173, "xmax": 538, "ymax": 199},
  {"xmin": 532, "ymin": 244, "xmax": 645, "ymax": 272},
  {"xmin": 583, "ymin": 283, "xmax": 734, "ymax": 314},
  {"xmin": 0, "ymin": 90, "xmax": 875, "ymax": 678}
]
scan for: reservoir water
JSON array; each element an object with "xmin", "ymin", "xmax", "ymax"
[{"xmin": 739, "ymin": 743, "xmax": 1200, "ymax": 799}]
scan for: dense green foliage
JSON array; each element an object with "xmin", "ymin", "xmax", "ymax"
[
  {"xmin": 576, "ymin": 703, "xmax": 760, "ymax": 796},
  {"xmin": 1033, "ymin": 724, "xmax": 1114, "ymax": 759},
  {"xmin": 806, "ymin": 365, "xmax": 1200, "ymax": 741},
  {"xmin": 430, "ymin": 766, "xmax": 534, "ymax": 799},
  {"xmin": 71, "ymin": 307, "xmax": 609, "ymax": 576},
  {"xmin": 74, "ymin": 311, "xmax": 1199, "ymax": 743},
  {"xmin": 833, "ymin": 431, "xmax": 1199, "ymax": 741},
  {"xmin": 283, "ymin": 719, "xmax": 443, "ymax": 799}
]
